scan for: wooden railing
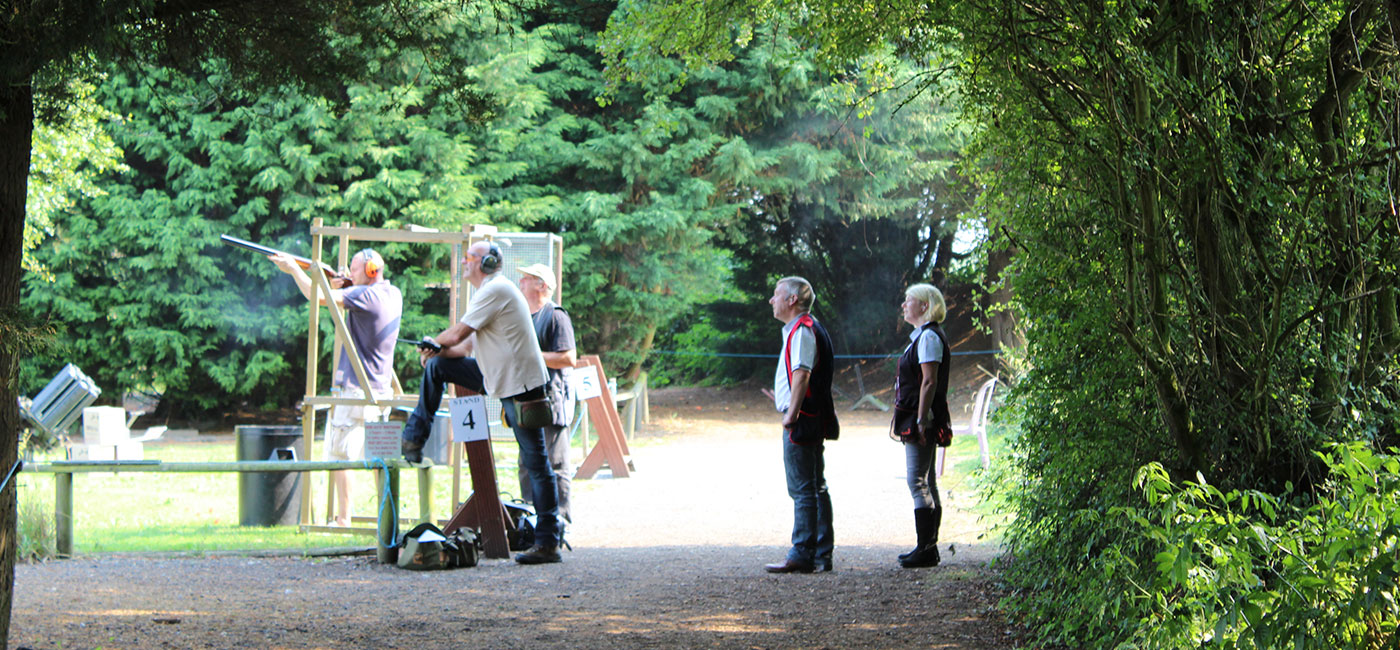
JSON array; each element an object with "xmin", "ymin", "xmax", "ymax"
[{"xmin": 22, "ymin": 459, "xmax": 426, "ymax": 562}]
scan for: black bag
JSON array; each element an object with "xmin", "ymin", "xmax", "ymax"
[
  {"xmin": 787, "ymin": 409, "xmax": 839, "ymax": 445},
  {"xmin": 503, "ymin": 500, "xmax": 536, "ymax": 551},
  {"xmin": 890, "ymin": 406, "xmax": 952, "ymax": 447},
  {"xmin": 397, "ymin": 523, "xmax": 480, "ymax": 570}
]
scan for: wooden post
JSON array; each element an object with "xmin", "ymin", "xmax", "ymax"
[
  {"xmin": 376, "ymin": 466, "xmax": 400, "ymax": 564},
  {"xmin": 417, "ymin": 466, "xmax": 432, "ymax": 524},
  {"xmin": 441, "ymin": 439, "xmax": 511, "ymax": 559},
  {"xmin": 639, "ymin": 371, "xmax": 649, "ymax": 424},
  {"xmin": 55, "ymin": 473, "xmax": 73, "ymax": 558},
  {"xmin": 621, "ymin": 395, "xmax": 637, "ymax": 441}
]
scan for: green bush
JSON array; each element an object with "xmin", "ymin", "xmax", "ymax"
[
  {"xmin": 1119, "ymin": 443, "xmax": 1400, "ymax": 649},
  {"xmin": 18, "ymin": 491, "xmax": 56, "ymax": 562}
]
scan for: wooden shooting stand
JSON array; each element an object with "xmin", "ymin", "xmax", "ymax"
[
  {"xmin": 574, "ymin": 356, "xmax": 635, "ymax": 479},
  {"xmin": 439, "ymin": 407, "xmax": 511, "ymax": 558},
  {"xmin": 295, "ymin": 220, "xmax": 523, "ymax": 559}
]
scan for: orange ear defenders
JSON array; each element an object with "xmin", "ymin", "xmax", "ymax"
[{"xmin": 359, "ymin": 249, "xmax": 382, "ymax": 278}]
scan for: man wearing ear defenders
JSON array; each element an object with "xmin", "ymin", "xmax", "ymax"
[
  {"xmin": 271, "ymin": 248, "xmax": 402, "ymax": 527},
  {"xmin": 399, "ymin": 240, "xmax": 562, "ymax": 565}
]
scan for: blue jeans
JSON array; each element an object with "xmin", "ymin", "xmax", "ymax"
[
  {"xmin": 783, "ymin": 431, "xmax": 833, "ymax": 566},
  {"xmin": 905, "ymin": 440, "xmax": 941, "ymax": 510},
  {"xmin": 401, "ymin": 356, "xmax": 560, "ymax": 546}
]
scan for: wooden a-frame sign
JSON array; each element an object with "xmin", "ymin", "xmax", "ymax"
[
  {"xmin": 440, "ymin": 387, "xmax": 512, "ymax": 559},
  {"xmin": 575, "ymin": 355, "xmax": 635, "ymax": 479}
]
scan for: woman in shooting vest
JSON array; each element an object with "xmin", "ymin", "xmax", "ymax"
[{"xmin": 889, "ymin": 283, "xmax": 952, "ymax": 568}]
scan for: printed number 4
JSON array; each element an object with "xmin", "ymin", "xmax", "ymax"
[{"xmin": 461, "ymin": 410, "xmax": 476, "ymax": 430}]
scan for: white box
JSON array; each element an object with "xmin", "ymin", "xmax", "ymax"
[
  {"xmin": 116, "ymin": 441, "xmax": 144, "ymax": 461},
  {"xmin": 82, "ymin": 406, "xmax": 130, "ymax": 445},
  {"xmin": 68, "ymin": 441, "xmax": 143, "ymax": 461},
  {"xmin": 69, "ymin": 444, "xmax": 114, "ymax": 462}
]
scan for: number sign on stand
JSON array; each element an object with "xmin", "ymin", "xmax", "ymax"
[{"xmin": 449, "ymin": 395, "xmax": 489, "ymax": 441}]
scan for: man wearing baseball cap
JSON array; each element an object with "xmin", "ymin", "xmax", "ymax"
[{"xmin": 517, "ymin": 263, "xmax": 578, "ymax": 525}]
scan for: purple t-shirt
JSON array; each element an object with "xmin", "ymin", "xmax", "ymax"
[{"xmin": 336, "ymin": 280, "xmax": 402, "ymax": 391}]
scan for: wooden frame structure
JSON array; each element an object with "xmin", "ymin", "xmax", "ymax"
[{"xmin": 296, "ymin": 219, "xmax": 525, "ymax": 554}]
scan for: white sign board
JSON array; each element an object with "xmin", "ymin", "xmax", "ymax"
[
  {"xmin": 364, "ymin": 422, "xmax": 402, "ymax": 460},
  {"xmin": 449, "ymin": 395, "xmax": 490, "ymax": 441},
  {"xmin": 574, "ymin": 368, "xmax": 602, "ymax": 401}
]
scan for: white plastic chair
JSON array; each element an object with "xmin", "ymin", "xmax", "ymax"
[{"xmin": 936, "ymin": 377, "xmax": 998, "ymax": 477}]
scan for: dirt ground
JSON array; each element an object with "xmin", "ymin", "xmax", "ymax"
[{"xmin": 9, "ymin": 379, "xmax": 1019, "ymax": 650}]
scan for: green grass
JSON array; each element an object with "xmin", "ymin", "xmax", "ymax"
[
  {"xmin": 17, "ymin": 434, "xmax": 541, "ymax": 555},
  {"xmin": 943, "ymin": 419, "xmax": 1015, "ymax": 535}
]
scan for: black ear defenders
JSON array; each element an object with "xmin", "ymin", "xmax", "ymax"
[
  {"xmin": 359, "ymin": 249, "xmax": 381, "ymax": 278},
  {"xmin": 479, "ymin": 242, "xmax": 503, "ymax": 273}
]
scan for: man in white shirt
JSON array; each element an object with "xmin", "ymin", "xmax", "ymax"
[
  {"xmin": 399, "ymin": 241, "xmax": 562, "ymax": 565},
  {"xmin": 765, "ymin": 276, "xmax": 838, "ymax": 574}
]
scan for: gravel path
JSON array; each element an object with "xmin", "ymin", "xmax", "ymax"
[{"xmin": 10, "ymin": 390, "xmax": 1017, "ymax": 649}]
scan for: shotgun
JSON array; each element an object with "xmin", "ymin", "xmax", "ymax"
[
  {"xmin": 220, "ymin": 234, "xmax": 350, "ymax": 288},
  {"xmin": 397, "ymin": 338, "xmax": 443, "ymax": 352}
]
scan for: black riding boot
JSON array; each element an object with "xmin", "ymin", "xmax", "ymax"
[
  {"xmin": 899, "ymin": 508, "xmax": 933, "ymax": 560},
  {"xmin": 900, "ymin": 507, "xmax": 941, "ymax": 568}
]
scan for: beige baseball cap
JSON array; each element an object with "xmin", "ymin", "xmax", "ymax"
[{"xmin": 517, "ymin": 263, "xmax": 557, "ymax": 291}]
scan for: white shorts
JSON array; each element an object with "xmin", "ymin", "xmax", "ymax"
[{"xmin": 324, "ymin": 385, "xmax": 390, "ymax": 461}]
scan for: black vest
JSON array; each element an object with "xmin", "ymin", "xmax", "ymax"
[
  {"xmin": 784, "ymin": 313, "xmax": 839, "ymax": 441},
  {"xmin": 895, "ymin": 322, "xmax": 951, "ymax": 428}
]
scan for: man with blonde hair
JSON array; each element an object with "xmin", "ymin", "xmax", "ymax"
[{"xmin": 517, "ymin": 263, "xmax": 577, "ymax": 524}]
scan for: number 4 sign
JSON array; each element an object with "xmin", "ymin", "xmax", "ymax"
[{"xmin": 449, "ymin": 395, "xmax": 489, "ymax": 441}]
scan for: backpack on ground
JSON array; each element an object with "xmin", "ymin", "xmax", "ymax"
[
  {"xmin": 397, "ymin": 522, "xmax": 481, "ymax": 570},
  {"xmin": 503, "ymin": 500, "xmax": 536, "ymax": 551}
]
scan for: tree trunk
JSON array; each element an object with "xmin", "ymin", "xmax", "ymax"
[
  {"xmin": 983, "ymin": 238, "xmax": 1023, "ymax": 372},
  {"xmin": 0, "ymin": 82, "xmax": 35, "ymax": 650},
  {"xmin": 624, "ymin": 323, "xmax": 656, "ymax": 384}
]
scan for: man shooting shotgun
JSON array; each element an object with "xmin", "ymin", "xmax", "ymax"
[
  {"xmin": 248, "ymin": 237, "xmax": 403, "ymax": 528},
  {"xmin": 220, "ymin": 234, "xmax": 352, "ymax": 288}
]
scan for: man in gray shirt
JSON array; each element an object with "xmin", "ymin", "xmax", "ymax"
[{"xmin": 271, "ymin": 249, "xmax": 402, "ymax": 526}]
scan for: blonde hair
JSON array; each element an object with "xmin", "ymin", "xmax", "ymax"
[
  {"xmin": 777, "ymin": 276, "xmax": 815, "ymax": 312},
  {"xmin": 905, "ymin": 283, "xmax": 946, "ymax": 324}
]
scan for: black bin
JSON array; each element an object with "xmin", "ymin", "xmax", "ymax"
[{"xmin": 236, "ymin": 425, "xmax": 305, "ymax": 526}]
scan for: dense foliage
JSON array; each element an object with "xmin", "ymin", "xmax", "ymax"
[
  {"xmin": 21, "ymin": 38, "xmax": 488, "ymax": 415},
  {"xmin": 4, "ymin": 0, "xmax": 512, "ymax": 644},
  {"xmin": 22, "ymin": 1, "xmax": 975, "ymax": 410},
  {"xmin": 604, "ymin": 0, "xmax": 1400, "ymax": 647}
]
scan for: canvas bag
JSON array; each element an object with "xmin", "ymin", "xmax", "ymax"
[{"xmin": 397, "ymin": 523, "xmax": 480, "ymax": 570}]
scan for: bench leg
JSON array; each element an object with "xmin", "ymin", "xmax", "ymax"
[
  {"xmin": 55, "ymin": 473, "xmax": 73, "ymax": 558},
  {"xmin": 417, "ymin": 466, "xmax": 432, "ymax": 525}
]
